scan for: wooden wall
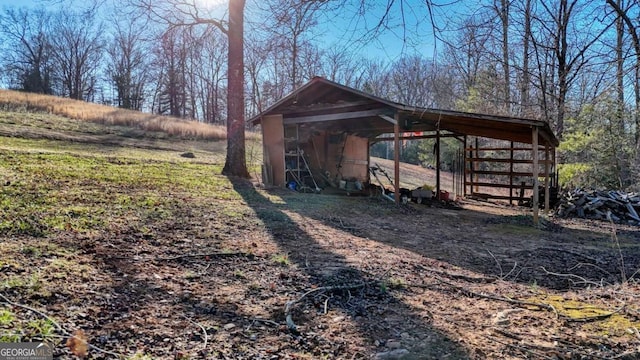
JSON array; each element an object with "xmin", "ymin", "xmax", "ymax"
[
  {"xmin": 262, "ymin": 114, "xmax": 284, "ymax": 186},
  {"xmin": 324, "ymin": 134, "xmax": 369, "ymax": 182}
]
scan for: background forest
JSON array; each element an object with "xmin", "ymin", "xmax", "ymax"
[{"xmin": 1, "ymin": 0, "xmax": 639, "ymax": 190}]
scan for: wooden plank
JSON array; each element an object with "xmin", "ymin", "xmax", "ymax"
[
  {"xmin": 436, "ymin": 128, "xmax": 441, "ymax": 198},
  {"xmin": 373, "ymin": 133, "xmax": 459, "ymax": 141},
  {"xmin": 470, "ymin": 170, "xmax": 548, "ymax": 177},
  {"xmin": 463, "ymin": 136, "xmax": 467, "ymax": 196},
  {"xmin": 464, "ymin": 147, "xmax": 546, "ymax": 151},
  {"xmin": 380, "ymin": 114, "xmax": 397, "ymax": 125},
  {"xmin": 471, "ymin": 194, "xmax": 530, "ymax": 201},
  {"xmin": 464, "ymin": 182, "xmax": 534, "ymax": 189},
  {"xmin": 279, "ymin": 100, "xmax": 376, "ymax": 115},
  {"xmin": 510, "ymin": 141, "xmax": 514, "ymax": 205},
  {"xmin": 532, "ymin": 127, "xmax": 539, "ymax": 225},
  {"xmin": 466, "ymin": 158, "xmax": 553, "ymax": 164},
  {"xmin": 394, "ymin": 113, "xmax": 400, "ymax": 205},
  {"xmin": 283, "ymin": 109, "xmax": 385, "ymax": 124},
  {"xmin": 474, "ymin": 138, "xmax": 479, "ymax": 192},
  {"xmin": 262, "ymin": 114, "xmax": 285, "ymax": 186},
  {"xmin": 544, "ymin": 144, "xmax": 550, "ymax": 213}
]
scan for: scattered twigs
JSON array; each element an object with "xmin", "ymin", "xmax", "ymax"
[
  {"xmin": 0, "ymin": 293, "xmax": 124, "ymax": 358},
  {"xmin": 405, "ymin": 275, "xmax": 558, "ymax": 317},
  {"xmin": 249, "ymin": 318, "xmax": 279, "ymax": 327},
  {"xmin": 414, "ymin": 263, "xmax": 496, "ymax": 283},
  {"xmin": 182, "ymin": 315, "xmax": 208, "ymax": 352},
  {"xmin": 540, "ymin": 266, "xmax": 604, "ymax": 287},
  {"xmin": 113, "ymin": 251, "xmax": 256, "ymax": 261},
  {"xmin": 611, "ymin": 350, "xmax": 640, "ymax": 360},
  {"xmin": 484, "ymin": 335, "xmax": 555, "ymax": 360},
  {"xmin": 493, "ymin": 328, "xmax": 523, "ymax": 341},
  {"xmin": 487, "ymin": 250, "xmax": 503, "ymax": 278},
  {"xmin": 537, "ymin": 247, "xmax": 600, "ymax": 264},
  {"xmin": 608, "ymin": 216, "xmax": 627, "ymax": 283},
  {"xmin": 0, "ymin": 293, "xmax": 65, "ymax": 333},
  {"xmin": 566, "ymin": 262, "xmax": 614, "ymax": 279},
  {"xmin": 284, "ymin": 281, "xmax": 371, "ymax": 332}
]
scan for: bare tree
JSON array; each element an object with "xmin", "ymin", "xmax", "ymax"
[
  {"xmin": 606, "ymin": 0, "xmax": 640, "ymax": 149},
  {"xmin": 318, "ymin": 46, "xmax": 365, "ymax": 88},
  {"xmin": 106, "ymin": 16, "xmax": 149, "ymax": 110},
  {"xmin": 493, "ymin": 0, "xmax": 511, "ymax": 111},
  {"xmin": 131, "ymin": 0, "xmax": 249, "ymax": 177},
  {"xmin": 443, "ymin": 17, "xmax": 492, "ymax": 97},
  {"xmin": 530, "ymin": 0, "xmax": 613, "ymax": 139},
  {"xmin": 49, "ymin": 9, "xmax": 104, "ymax": 100},
  {"xmin": 0, "ymin": 8, "xmax": 54, "ymax": 94},
  {"xmin": 153, "ymin": 27, "xmax": 189, "ymax": 117},
  {"xmin": 259, "ymin": 0, "xmax": 329, "ymax": 91}
]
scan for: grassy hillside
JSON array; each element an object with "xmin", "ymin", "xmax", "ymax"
[
  {"xmin": 0, "ymin": 89, "xmax": 260, "ymax": 141},
  {"xmin": 1, "ymin": 94, "xmax": 639, "ymax": 359}
]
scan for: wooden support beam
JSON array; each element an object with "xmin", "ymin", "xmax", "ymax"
[
  {"xmin": 510, "ymin": 141, "xmax": 514, "ymax": 205},
  {"xmin": 464, "ymin": 182, "xmax": 534, "ymax": 189},
  {"xmin": 532, "ymin": 127, "xmax": 539, "ymax": 225},
  {"xmin": 394, "ymin": 113, "xmax": 400, "ymax": 205},
  {"xmin": 463, "ymin": 136, "xmax": 467, "ymax": 196},
  {"xmin": 552, "ymin": 147, "xmax": 557, "ymax": 188},
  {"xmin": 436, "ymin": 127, "xmax": 441, "ymax": 199},
  {"xmin": 544, "ymin": 143, "xmax": 550, "ymax": 213},
  {"xmin": 283, "ymin": 109, "xmax": 386, "ymax": 124},
  {"xmin": 373, "ymin": 133, "xmax": 460, "ymax": 142},
  {"xmin": 465, "ymin": 146, "xmax": 546, "ymax": 151},
  {"xmin": 465, "ymin": 158, "xmax": 553, "ymax": 164},
  {"xmin": 469, "ymin": 170, "xmax": 548, "ymax": 177},
  {"xmin": 380, "ymin": 114, "xmax": 397, "ymax": 125},
  {"xmin": 474, "ymin": 138, "xmax": 479, "ymax": 192}
]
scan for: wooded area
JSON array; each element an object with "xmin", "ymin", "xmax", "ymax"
[{"xmin": 1, "ymin": 0, "xmax": 639, "ymax": 188}]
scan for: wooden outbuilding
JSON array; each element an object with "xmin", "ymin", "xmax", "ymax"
[{"xmin": 249, "ymin": 77, "xmax": 559, "ymax": 222}]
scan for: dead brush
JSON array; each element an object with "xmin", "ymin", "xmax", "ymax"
[
  {"xmin": 607, "ymin": 210, "xmax": 627, "ymax": 283},
  {"xmin": 0, "ymin": 89, "xmax": 237, "ymax": 141}
]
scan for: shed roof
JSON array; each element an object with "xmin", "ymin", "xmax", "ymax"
[{"xmin": 249, "ymin": 77, "xmax": 559, "ymax": 147}]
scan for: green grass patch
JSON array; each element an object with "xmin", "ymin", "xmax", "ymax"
[
  {"xmin": 526, "ymin": 294, "xmax": 640, "ymax": 337},
  {"xmin": 0, "ymin": 309, "xmax": 15, "ymax": 326},
  {"xmin": 271, "ymin": 253, "xmax": 290, "ymax": 267},
  {"xmin": 0, "ymin": 146, "xmax": 237, "ymax": 236}
]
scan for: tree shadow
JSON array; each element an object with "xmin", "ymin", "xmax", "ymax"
[
  {"xmin": 231, "ymin": 178, "xmax": 470, "ymax": 359},
  {"xmin": 304, "ymin": 193, "xmax": 640, "ymax": 291}
]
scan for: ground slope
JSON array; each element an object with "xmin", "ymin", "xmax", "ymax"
[{"xmin": 0, "ymin": 108, "xmax": 639, "ymax": 359}]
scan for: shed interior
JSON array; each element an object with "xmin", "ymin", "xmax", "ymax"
[{"xmin": 250, "ymin": 77, "xmax": 559, "ymax": 222}]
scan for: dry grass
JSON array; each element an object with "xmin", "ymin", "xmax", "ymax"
[{"xmin": 0, "ymin": 89, "xmax": 259, "ymax": 141}]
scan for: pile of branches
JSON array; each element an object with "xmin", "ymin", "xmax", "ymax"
[{"xmin": 556, "ymin": 188, "xmax": 640, "ymax": 225}]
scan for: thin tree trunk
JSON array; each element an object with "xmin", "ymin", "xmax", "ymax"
[
  {"xmin": 616, "ymin": 0, "xmax": 625, "ymax": 128},
  {"xmin": 521, "ymin": 0, "xmax": 531, "ymax": 117},
  {"xmin": 498, "ymin": 0, "xmax": 510, "ymax": 113}
]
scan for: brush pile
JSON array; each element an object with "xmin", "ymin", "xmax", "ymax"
[{"xmin": 556, "ymin": 189, "xmax": 640, "ymax": 225}]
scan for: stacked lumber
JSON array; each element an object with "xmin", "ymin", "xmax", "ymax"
[{"xmin": 556, "ymin": 189, "xmax": 640, "ymax": 225}]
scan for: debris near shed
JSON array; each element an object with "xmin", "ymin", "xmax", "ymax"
[{"xmin": 556, "ymin": 189, "xmax": 640, "ymax": 225}]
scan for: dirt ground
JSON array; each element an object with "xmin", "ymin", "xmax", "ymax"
[
  {"xmin": 1, "ymin": 110, "xmax": 639, "ymax": 359},
  {"xmin": 4, "ymin": 182, "xmax": 640, "ymax": 359}
]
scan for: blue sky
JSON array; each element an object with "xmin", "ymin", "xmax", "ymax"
[{"xmin": 0, "ymin": 0, "xmax": 449, "ymax": 63}]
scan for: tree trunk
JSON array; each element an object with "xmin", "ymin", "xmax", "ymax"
[
  {"xmin": 554, "ymin": 0, "xmax": 572, "ymax": 140},
  {"xmin": 616, "ymin": 0, "xmax": 625, "ymax": 127},
  {"xmin": 497, "ymin": 0, "xmax": 510, "ymax": 113},
  {"xmin": 606, "ymin": 0, "xmax": 640, "ymax": 151},
  {"xmin": 222, "ymin": 0, "xmax": 250, "ymax": 177},
  {"xmin": 521, "ymin": 0, "xmax": 531, "ymax": 117}
]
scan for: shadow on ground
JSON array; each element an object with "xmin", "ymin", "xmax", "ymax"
[{"xmin": 232, "ymin": 178, "xmax": 470, "ymax": 359}]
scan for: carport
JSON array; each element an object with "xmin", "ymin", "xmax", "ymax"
[{"xmin": 249, "ymin": 77, "xmax": 559, "ymax": 223}]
